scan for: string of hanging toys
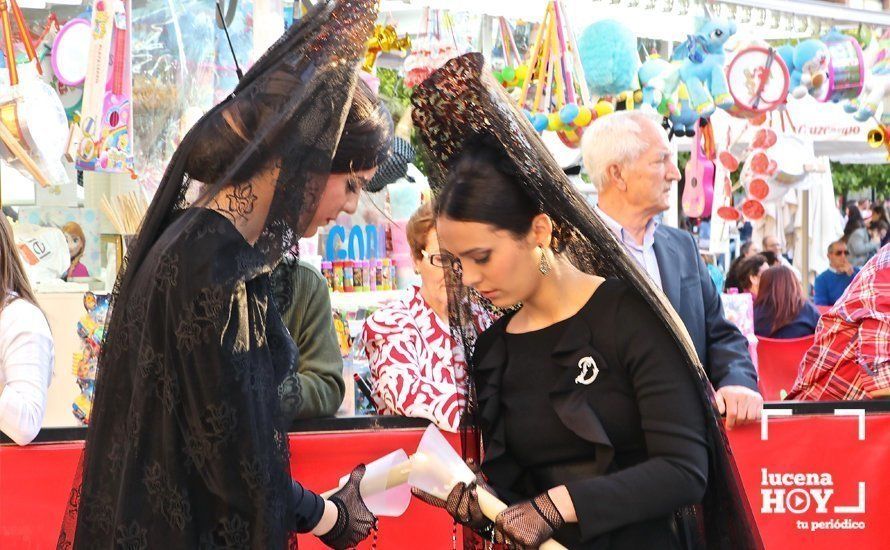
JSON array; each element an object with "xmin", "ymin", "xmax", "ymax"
[{"xmin": 513, "ymin": 0, "xmax": 612, "ymax": 149}]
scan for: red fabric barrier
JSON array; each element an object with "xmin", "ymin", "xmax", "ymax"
[
  {"xmin": 727, "ymin": 412, "xmax": 890, "ymax": 549},
  {"xmin": 2, "ymin": 416, "xmax": 888, "ymax": 549},
  {"xmin": 756, "ymin": 336, "xmax": 814, "ymax": 400},
  {"xmin": 0, "ymin": 429, "xmax": 460, "ymax": 550}
]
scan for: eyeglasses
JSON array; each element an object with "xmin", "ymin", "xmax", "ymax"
[
  {"xmin": 421, "ymin": 250, "xmax": 463, "ymax": 273},
  {"xmin": 832, "ymin": 250, "xmax": 849, "ymax": 256}
]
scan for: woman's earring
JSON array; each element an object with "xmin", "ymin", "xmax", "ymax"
[{"xmin": 538, "ymin": 245, "xmax": 551, "ymax": 276}]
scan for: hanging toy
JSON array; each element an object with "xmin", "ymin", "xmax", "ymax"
[
  {"xmin": 578, "ymin": 19, "xmax": 639, "ymax": 97},
  {"xmin": 517, "ymin": 0, "xmax": 595, "ymax": 148},
  {"xmin": 0, "ymin": 0, "xmax": 69, "ymax": 188},
  {"xmin": 778, "ymin": 39, "xmax": 830, "ymax": 100},
  {"xmin": 363, "ymin": 24, "xmax": 411, "ymax": 73},
  {"xmin": 671, "ymin": 4, "xmax": 737, "ymax": 117},
  {"xmin": 724, "ymin": 42, "xmax": 790, "ymax": 119},
  {"xmin": 638, "ymin": 53, "xmax": 681, "ymax": 116},
  {"xmin": 492, "ymin": 17, "xmax": 526, "ymax": 90},
  {"xmin": 847, "ymin": 30, "xmax": 890, "ymax": 126},
  {"xmin": 668, "ymin": 83, "xmax": 698, "ymax": 137},
  {"xmin": 817, "ymin": 29, "xmax": 865, "ymax": 104}
]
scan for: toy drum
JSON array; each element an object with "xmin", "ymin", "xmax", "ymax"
[
  {"xmin": 725, "ymin": 46, "xmax": 790, "ymax": 119},
  {"xmin": 818, "ymin": 31, "xmax": 865, "ymax": 103}
]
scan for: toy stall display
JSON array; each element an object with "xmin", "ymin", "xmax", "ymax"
[
  {"xmin": 71, "ymin": 291, "xmax": 109, "ymax": 425},
  {"xmin": 69, "ymin": 0, "xmax": 134, "ymax": 175},
  {"xmin": 521, "ymin": 0, "xmax": 602, "ymax": 148}
]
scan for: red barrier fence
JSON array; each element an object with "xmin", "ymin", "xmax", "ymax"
[{"xmin": 2, "ymin": 408, "xmax": 888, "ymax": 549}]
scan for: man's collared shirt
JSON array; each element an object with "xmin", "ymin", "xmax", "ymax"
[{"xmin": 594, "ymin": 206, "xmax": 663, "ymax": 291}]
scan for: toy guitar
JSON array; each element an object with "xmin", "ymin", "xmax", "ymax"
[
  {"xmin": 98, "ymin": 4, "xmax": 132, "ymax": 170},
  {"xmin": 74, "ymin": 0, "xmax": 133, "ymax": 173},
  {"xmin": 682, "ymin": 120, "xmax": 715, "ymax": 219}
]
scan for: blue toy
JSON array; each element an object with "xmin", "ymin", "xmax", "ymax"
[
  {"xmin": 669, "ymin": 83, "xmax": 699, "ymax": 137},
  {"xmin": 578, "ymin": 19, "xmax": 639, "ymax": 96},
  {"xmin": 779, "ymin": 39, "xmax": 830, "ymax": 99},
  {"xmin": 638, "ymin": 55, "xmax": 681, "ymax": 116},
  {"xmin": 672, "ymin": 11, "xmax": 737, "ymax": 117}
]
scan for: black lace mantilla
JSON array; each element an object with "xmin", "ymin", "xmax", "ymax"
[
  {"xmin": 58, "ymin": 1, "xmax": 379, "ymax": 548},
  {"xmin": 412, "ymin": 53, "xmax": 764, "ymax": 550}
]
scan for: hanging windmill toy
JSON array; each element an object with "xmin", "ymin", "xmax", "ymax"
[
  {"xmin": 516, "ymin": 0, "xmax": 603, "ymax": 148},
  {"xmin": 491, "ymin": 17, "xmax": 527, "ymax": 91}
]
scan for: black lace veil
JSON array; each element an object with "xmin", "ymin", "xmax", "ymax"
[
  {"xmin": 412, "ymin": 53, "xmax": 762, "ymax": 549},
  {"xmin": 58, "ymin": 1, "xmax": 383, "ymax": 548}
]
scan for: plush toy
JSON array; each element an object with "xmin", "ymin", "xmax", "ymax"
[
  {"xmin": 668, "ymin": 83, "xmax": 698, "ymax": 137},
  {"xmin": 672, "ymin": 11, "xmax": 737, "ymax": 117},
  {"xmin": 578, "ymin": 19, "xmax": 639, "ymax": 96},
  {"xmin": 638, "ymin": 55, "xmax": 681, "ymax": 116},
  {"xmin": 850, "ymin": 34, "xmax": 890, "ymax": 125},
  {"xmin": 779, "ymin": 39, "xmax": 830, "ymax": 99}
]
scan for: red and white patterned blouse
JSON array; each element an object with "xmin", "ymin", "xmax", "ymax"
[
  {"xmin": 788, "ymin": 244, "xmax": 890, "ymax": 401},
  {"xmin": 362, "ymin": 286, "xmax": 487, "ymax": 432}
]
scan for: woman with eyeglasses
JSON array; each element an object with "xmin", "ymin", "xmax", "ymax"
[{"xmin": 362, "ymin": 202, "xmax": 490, "ymax": 431}]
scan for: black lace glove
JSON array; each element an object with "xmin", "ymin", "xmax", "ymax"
[
  {"xmin": 411, "ymin": 461, "xmax": 493, "ymax": 532},
  {"xmin": 494, "ymin": 492, "xmax": 565, "ymax": 549},
  {"xmin": 319, "ymin": 464, "xmax": 376, "ymax": 549}
]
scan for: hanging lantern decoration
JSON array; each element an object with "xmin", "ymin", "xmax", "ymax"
[{"xmin": 515, "ymin": 0, "xmax": 598, "ymax": 148}]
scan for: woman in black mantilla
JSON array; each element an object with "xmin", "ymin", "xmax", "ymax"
[
  {"xmin": 57, "ymin": 2, "xmax": 391, "ymax": 548},
  {"xmin": 410, "ymin": 54, "xmax": 762, "ymax": 549}
]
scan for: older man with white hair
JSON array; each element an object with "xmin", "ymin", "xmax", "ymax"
[{"xmin": 582, "ymin": 111, "xmax": 762, "ymax": 428}]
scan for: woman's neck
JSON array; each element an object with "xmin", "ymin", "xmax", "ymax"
[
  {"xmin": 510, "ymin": 256, "xmax": 602, "ymax": 332},
  {"xmin": 207, "ymin": 169, "xmax": 277, "ymax": 245}
]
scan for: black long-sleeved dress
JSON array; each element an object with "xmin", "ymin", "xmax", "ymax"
[
  {"xmin": 62, "ymin": 208, "xmax": 323, "ymax": 549},
  {"xmin": 473, "ymin": 278, "xmax": 709, "ymax": 549}
]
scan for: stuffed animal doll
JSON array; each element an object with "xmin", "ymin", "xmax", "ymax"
[
  {"xmin": 669, "ymin": 83, "xmax": 699, "ymax": 137},
  {"xmin": 578, "ymin": 19, "xmax": 640, "ymax": 96},
  {"xmin": 638, "ymin": 55, "xmax": 681, "ymax": 116},
  {"xmin": 779, "ymin": 39, "xmax": 830, "ymax": 99},
  {"xmin": 849, "ymin": 34, "xmax": 890, "ymax": 125},
  {"xmin": 672, "ymin": 13, "xmax": 737, "ymax": 117}
]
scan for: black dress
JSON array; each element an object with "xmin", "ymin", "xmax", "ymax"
[
  {"xmin": 474, "ymin": 279, "xmax": 709, "ymax": 549},
  {"xmin": 61, "ymin": 209, "xmax": 323, "ymax": 548}
]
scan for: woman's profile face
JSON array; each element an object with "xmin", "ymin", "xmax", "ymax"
[
  {"xmin": 436, "ymin": 216, "xmax": 539, "ymax": 308},
  {"xmin": 305, "ymin": 167, "xmax": 377, "ymax": 237}
]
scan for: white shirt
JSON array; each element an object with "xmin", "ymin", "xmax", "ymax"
[
  {"xmin": 595, "ymin": 206, "xmax": 664, "ymax": 291},
  {"xmin": 0, "ymin": 295, "xmax": 54, "ymax": 445}
]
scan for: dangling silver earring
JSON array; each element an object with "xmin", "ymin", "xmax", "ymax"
[{"xmin": 538, "ymin": 245, "xmax": 551, "ymax": 275}]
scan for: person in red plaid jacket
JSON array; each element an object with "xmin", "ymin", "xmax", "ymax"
[{"xmin": 789, "ymin": 244, "xmax": 890, "ymax": 400}]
